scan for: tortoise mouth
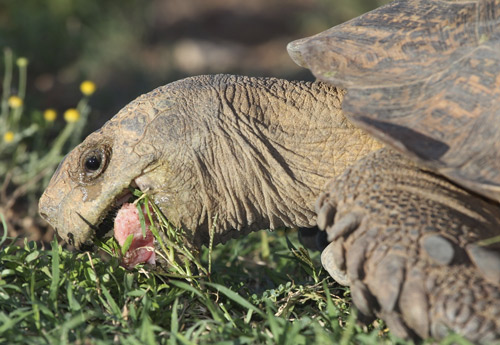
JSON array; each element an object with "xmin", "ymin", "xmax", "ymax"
[
  {"xmin": 78, "ymin": 188, "xmax": 135, "ymax": 252},
  {"xmin": 76, "ymin": 183, "xmax": 141, "ymax": 252},
  {"xmin": 95, "ymin": 188, "xmax": 136, "ymax": 240},
  {"xmin": 88, "ymin": 181, "xmax": 158, "ymax": 269},
  {"xmin": 94, "ymin": 205, "xmax": 121, "ymax": 240}
]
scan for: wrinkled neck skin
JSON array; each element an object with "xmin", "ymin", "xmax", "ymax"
[{"xmin": 135, "ymin": 75, "xmax": 381, "ymax": 247}]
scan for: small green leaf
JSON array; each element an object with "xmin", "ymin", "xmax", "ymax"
[
  {"xmin": 130, "ymin": 187, "xmax": 143, "ymax": 197},
  {"xmin": 136, "ymin": 202, "xmax": 147, "ymax": 239},
  {"xmin": 49, "ymin": 238, "xmax": 60, "ymax": 303},
  {"xmin": 66, "ymin": 282, "xmax": 81, "ymax": 312},
  {"xmin": 25, "ymin": 250, "xmax": 39, "ymax": 263},
  {"xmin": 0, "ymin": 269, "xmax": 15, "ymax": 278},
  {"xmin": 169, "ymin": 298, "xmax": 179, "ymax": 345},
  {"xmin": 100, "ymin": 285, "xmax": 122, "ymax": 318},
  {"xmin": 121, "ymin": 234, "xmax": 134, "ymax": 256},
  {"xmin": 205, "ymin": 282, "xmax": 265, "ymax": 318},
  {"xmin": 0, "ymin": 213, "xmax": 8, "ymax": 247},
  {"xmin": 0, "ymin": 310, "xmax": 33, "ymax": 334},
  {"xmin": 139, "ymin": 315, "xmax": 157, "ymax": 345}
]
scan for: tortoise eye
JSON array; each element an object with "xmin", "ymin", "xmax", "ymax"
[
  {"xmin": 85, "ymin": 155, "xmax": 102, "ymax": 171},
  {"xmin": 77, "ymin": 145, "xmax": 112, "ymax": 183}
]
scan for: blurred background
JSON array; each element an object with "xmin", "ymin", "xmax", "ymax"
[{"xmin": 0, "ymin": 0, "xmax": 389, "ymax": 244}]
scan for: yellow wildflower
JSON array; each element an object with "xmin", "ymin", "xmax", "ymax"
[
  {"xmin": 44, "ymin": 109, "xmax": 57, "ymax": 122},
  {"xmin": 16, "ymin": 57, "xmax": 28, "ymax": 67},
  {"xmin": 64, "ymin": 108, "xmax": 80, "ymax": 123},
  {"xmin": 3, "ymin": 131, "xmax": 14, "ymax": 143},
  {"xmin": 80, "ymin": 80, "xmax": 96, "ymax": 96},
  {"xmin": 8, "ymin": 95, "xmax": 23, "ymax": 108}
]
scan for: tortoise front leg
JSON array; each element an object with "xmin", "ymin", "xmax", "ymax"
[{"xmin": 316, "ymin": 148, "xmax": 500, "ymax": 343}]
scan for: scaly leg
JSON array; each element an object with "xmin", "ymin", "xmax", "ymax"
[{"xmin": 316, "ymin": 148, "xmax": 500, "ymax": 343}]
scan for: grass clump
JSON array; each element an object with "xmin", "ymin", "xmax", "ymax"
[
  {"xmin": 4, "ymin": 193, "xmax": 472, "ymax": 345},
  {"xmin": 0, "ymin": 192, "xmax": 468, "ymax": 344}
]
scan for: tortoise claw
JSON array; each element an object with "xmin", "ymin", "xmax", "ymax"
[
  {"xmin": 399, "ymin": 268, "xmax": 430, "ymax": 338},
  {"xmin": 421, "ymin": 234, "xmax": 456, "ymax": 265},
  {"xmin": 321, "ymin": 241, "xmax": 349, "ymax": 286},
  {"xmin": 326, "ymin": 212, "xmax": 363, "ymax": 242},
  {"xmin": 350, "ymin": 279, "xmax": 377, "ymax": 317},
  {"xmin": 369, "ymin": 254, "xmax": 406, "ymax": 312},
  {"xmin": 316, "ymin": 197, "xmax": 336, "ymax": 230}
]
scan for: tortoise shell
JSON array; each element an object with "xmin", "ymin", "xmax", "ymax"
[{"xmin": 288, "ymin": 0, "xmax": 500, "ymax": 203}]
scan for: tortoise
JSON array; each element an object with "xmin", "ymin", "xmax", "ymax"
[{"xmin": 39, "ymin": 0, "xmax": 500, "ymax": 342}]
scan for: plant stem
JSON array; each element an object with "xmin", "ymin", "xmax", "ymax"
[
  {"xmin": 1, "ymin": 48, "xmax": 13, "ymax": 126},
  {"xmin": 18, "ymin": 59, "xmax": 27, "ymax": 99}
]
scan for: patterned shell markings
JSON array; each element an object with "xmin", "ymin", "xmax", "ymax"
[{"xmin": 288, "ymin": 0, "xmax": 500, "ymax": 203}]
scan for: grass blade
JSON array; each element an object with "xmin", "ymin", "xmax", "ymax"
[
  {"xmin": 100, "ymin": 285, "xmax": 122, "ymax": 320},
  {"xmin": 121, "ymin": 234, "xmax": 134, "ymax": 256},
  {"xmin": 0, "ymin": 310, "xmax": 33, "ymax": 334},
  {"xmin": 205, "ymin": 282, "xmax": 265, "ymax": 318},
  {"xmin": 136, "ymin": 202, "xmax": 147, "ymax": 238},
  {"xmin": 169, "ymin": 298, "xmax": 179, "ymax": 345},
  {"xmin": 169, "ymin": 280, "xmax": 223, "ymax": 323},
  {"xmin": 49, "ymin": 237, "xmax": 60, "ymax": 304},
  {"xmin": 0, "ymin": 213, "xmax": 8, "ymax": 247}
]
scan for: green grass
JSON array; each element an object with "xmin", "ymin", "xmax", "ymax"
[
  {"xmin": 0, "ymin": 195, "xmax": 475, "ymax": 344},
  {"xmin": 0, "ymin": 212, "xmax": 396, "ymax": 344}
]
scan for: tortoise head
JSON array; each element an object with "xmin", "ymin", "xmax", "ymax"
[
  {"xmin": 38, "ymin": 77, "xmax": 219, "ymax": 249},
  {"xmin": 38, "ymin": 91, "xmax": 167, "ymax": 248}
]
